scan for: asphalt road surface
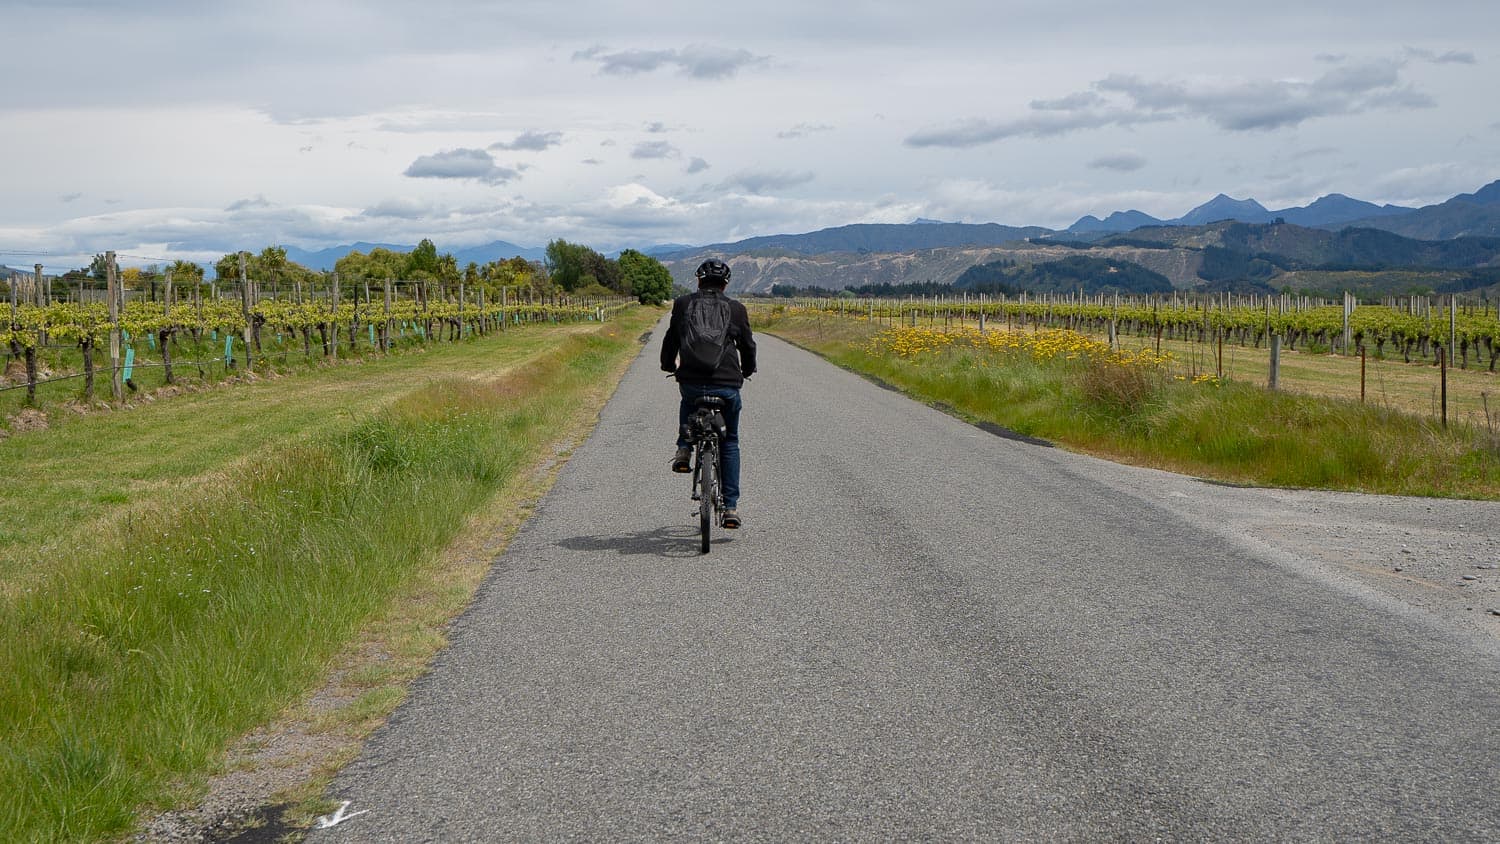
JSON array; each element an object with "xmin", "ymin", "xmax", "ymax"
[{"xmin": 312, "ymin": 319, "xmax": 1500, "ymax": 841}]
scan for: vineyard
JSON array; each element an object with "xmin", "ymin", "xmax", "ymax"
[
  {"xmin": 775, "ymin": 292, "xmax": 1500, "ymax": 369},
  {"xmin": 3, "ymin": 263, "xmax": 633, "ymax": 416},
  {"xmin": 760, "ymin": 291, "xmax": 1500, "ymax": 428}
]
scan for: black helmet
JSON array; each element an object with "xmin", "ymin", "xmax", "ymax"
[{"xmin": 695, "ymin": 258, "xmax": 731, "ymax": 285}]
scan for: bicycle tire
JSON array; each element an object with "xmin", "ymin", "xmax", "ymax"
[{"xmin": 699, "ymin": 445, "xmax": 715, "ymax": 553}]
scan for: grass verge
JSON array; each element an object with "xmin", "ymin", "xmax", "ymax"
[
  {"xmin": 0, "ymin": 308, "xmax": 657, "ymax": 841},
  {"xmin": 757, "ymin": 309, "xmax": 1500, "ymax": 499}
]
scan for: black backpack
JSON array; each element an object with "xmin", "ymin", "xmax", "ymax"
[{"xmin": 679, "ymin": 292, "xmax": 734, "ymax": 376}]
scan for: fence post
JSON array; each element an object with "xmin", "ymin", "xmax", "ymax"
[
  {"xmin": 107, "ymin": 251, "xmax": 123, "ymax": 401},
  {"xmin": 1269, "ymin": 332, "xmax": 1281, "ymax": 391}
]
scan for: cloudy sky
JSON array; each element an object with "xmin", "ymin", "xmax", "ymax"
[{"xmin": 2, "ymin": 0, "xmax": 1497, "ymax": 271}]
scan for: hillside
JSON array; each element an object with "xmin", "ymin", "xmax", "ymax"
[
  {"xmin": 661, "ymin": 221, "xmax": 1050, "ymax": 259},
  {"xmin": 955, "ymin": 255, "xmax": 1173, "ymax": 295},
  {"xmin": 664, "ymin": 243, "xmax": 1205, "ymax": 294},
  {"xmin": 1341, "ymin": 181, "xmax": 1500, "ymax": 239},
  {"xmin": 1093, "ymin": 221, "xmax": 1500, "ymax": 269}
]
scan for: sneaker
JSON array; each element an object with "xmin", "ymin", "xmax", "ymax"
[
  {"xmin": 722, "ymin": 509, "xmax": 741, "ymax": 529},
  {"xmin": 671, "ymin": 447, "xmax": 692, "ymax": 473}
]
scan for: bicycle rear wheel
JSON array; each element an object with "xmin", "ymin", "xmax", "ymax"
[{"xmin": 698, "ymin": 447, "xmax": 715, "ymax": 553}]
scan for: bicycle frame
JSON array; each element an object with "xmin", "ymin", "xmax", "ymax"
[{"xmin": 685, "ymin": 399, "xmax": 727, "ymax": 551}]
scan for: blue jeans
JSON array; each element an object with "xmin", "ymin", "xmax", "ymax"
[{"xmin": 677, "ymin": 384, "xmax": 742, "ymax": 509}]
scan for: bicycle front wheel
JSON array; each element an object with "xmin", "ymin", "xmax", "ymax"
[{"xmin": 698, "ymin": 448, "xmax": 715, "ymax": 554}]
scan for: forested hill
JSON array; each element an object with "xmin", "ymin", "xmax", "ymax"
[
  {"xmin": 955, "ymin": 255, "xmax": 1174, "ymax": 295},
  {"xmin": 663, "ymin": 221, "xmax": 1050, "ymax": 259}
]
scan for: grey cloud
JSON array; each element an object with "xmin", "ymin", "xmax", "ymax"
[
  {"xmin": 909, "ymin": 57, "xmax": 1435, "ymax": 147},
  {"xmin": 1405, "ymin": 46, "xmax": 1477, "ymax": 64},
  {"xmin": 403, "ymin": 148, "xmax": 518, "ymax": 185},
  {"xmin": 573, "ymin": 43, "xmax": 767, "ymax": 79},
  {"xmin": 631, "ymin": 140, "xmax": 679, "ymax": 159},
  {"xmin": 1315, "ymin": 53, "xmax": 1346, "ymax": 63},
  {"xmin": 906, "ymin": 109, "xmax": 1161, "ymax": 147},
  {"xmin": 490, "ymin": 130, "xmax": 564, "ymax": 151},
  {"xmin": 61, "ymin": 192, "xmax": 83, "ymax": 203},
  {"xmin": 225, "ymin": 195, "xmax": 274, "ymax": 211},
  {"xmin": 674, "ymin": 44, "xmax": 767, "ymax": 79},
  {"xmin": 360, "ymin": 198, "xmax": 430, "ymax": 219},
  {"xmin": 686, "ymin": 157, "xmax": 711, "ymax": 174},
  {"xmin": 645, "ymin": 121, "xmax": 669, "ymax": 133},
  {"xmin": 720, "ymin": 169, "xmax": 815, "ymax": 194},
  {"xmin": 777, "ymin": 122, "xmax": 834, "ymax": 139},
  {"xmin": 377, "ymin": 114, "xmax": 514, "ymax": 133},
  {"xmin": 581, "ymin": 158, "xmax": 603, "ymax": 165},
  {"xmin": 1031, "ymin": 92, "xmax": 1105, "ymax": 111},
  {"xmin": 1088, "ymin": 152, "xmax": 1148, "ymax": 172}
]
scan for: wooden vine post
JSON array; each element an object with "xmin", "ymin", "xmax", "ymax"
[
  {"xmin": 107, "ymin": 251, "xmax": 123, "ymax": 401},
  {"xmin": 1268, "ymin": 331, "xmax": 1281, "ymax": 391},
  {"xmin": 239, "ymin": 252, "xmax": 254, "ymax": 372},
  {"xmin": 162, "ymin": 270, "xmax": 174, "ymax": 384},
  {"xmin": 383, "ymin": 278, "xmax": 393, "ymax": 352},
  {"xmin": 330, "ymin": 272, "xmax": 340, "ymax": 361}
]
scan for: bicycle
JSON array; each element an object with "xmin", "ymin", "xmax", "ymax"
[{"xmin": 682, "ymin": 395, "xmax": 728, "ymax": 553}]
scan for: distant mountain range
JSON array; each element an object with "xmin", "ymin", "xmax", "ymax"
[
  {"xmin": 1069, "ymin": 193, "xmax": 1415, "ymax": 233},
  {"xmin": 1068, "ymin": 180, "xmax": 1500, "ymax": 237},
  {"xmin": 282, "ymin": 240, "xmax": 547, "ymax": 271}
]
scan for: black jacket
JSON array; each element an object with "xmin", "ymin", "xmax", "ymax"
[{"xmin": 660, "ymin": 289, "xmax": 757, "ymax": 388}]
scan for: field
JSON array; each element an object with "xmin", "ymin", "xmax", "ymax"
[
  {"xmin": 754, "ymin": 305, "xmax": 1500, "ymax": 499},
  {"xmin": 0, "ymin": 306, "xmax": 658, "ymax": 841}
]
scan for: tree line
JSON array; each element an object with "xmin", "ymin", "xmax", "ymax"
[{"xmin": 31, "ymin": 238, "xmax": 676, "ymax": 305}]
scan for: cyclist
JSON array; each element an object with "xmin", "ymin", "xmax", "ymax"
[{"xmin": 661, "ymin": 258, "xmax": 756, "ymax": 529}]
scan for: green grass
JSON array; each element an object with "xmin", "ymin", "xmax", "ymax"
[
  {"xmin": 759, "ymin": 311, "xmax": 1500, "ymax": 499},
  {"xmin": 0, "ymin": 325, "xmax": 588, "ymax": 579},
  {"xmin": 0, "ymin": 309, "xmax": 656, "ymax": 841}
]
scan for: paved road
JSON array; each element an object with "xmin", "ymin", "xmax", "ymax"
[{"xmin": 313, "ymin": 320, "xmax": 1500, "ymax": 841}]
